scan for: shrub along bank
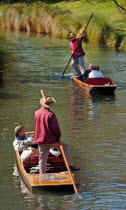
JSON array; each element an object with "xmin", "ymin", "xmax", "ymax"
[{"xmin": 0, "ymin": 1, "xmax": 125, "ymax": 52}]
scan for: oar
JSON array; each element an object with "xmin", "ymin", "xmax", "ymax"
[
  {"xmin": 59, "ymin": 144, "xmax": 79, "ymax": 195},
  {"xmin": 62, "ymin": 13, "xmax": 94, "ymax": 77},
  {"xmin": 40, "ymin": 89, "xmax": 45, "ymax": 97}
]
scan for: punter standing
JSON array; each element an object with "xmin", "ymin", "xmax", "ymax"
[
  {"xmin": 34, "ymin": 95, "xmax": 80, "ymax": 174},
  {"xmin": 69, "ymin": 33, "xmax": 85, "ymax": 77}
]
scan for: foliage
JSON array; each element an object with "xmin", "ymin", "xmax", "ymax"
[
  {"xmin": 0, "ymin": 1, "xmax": 125, "ymax": 51},
  {"xmin": 0, "ymin": 2, "xmax": 70, "ymax": 33},
  {"xmin": 82, "ymin": 0, "xmax": 126, "ymax": 14}
]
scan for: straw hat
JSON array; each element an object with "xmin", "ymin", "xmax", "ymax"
[{"xmin": 40, "ymin": 96, "xmax": 56, "ymax": 108}]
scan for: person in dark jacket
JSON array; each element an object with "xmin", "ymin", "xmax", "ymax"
[
  {"xmin": 34, "ymin": 95, "xmax": 79, "ymax": 174},
  {"xmin": 83, "ymin": 64, "xmax": 94, "ymax": 81}
]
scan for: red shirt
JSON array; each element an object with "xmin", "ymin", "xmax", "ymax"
[
  {"xmin": 34, "ymin": 107, "xmax": 61, "ymax": 144},
  {"xmin": 69, "ymin": 37, "xmax": 85, "ymax": 59}
]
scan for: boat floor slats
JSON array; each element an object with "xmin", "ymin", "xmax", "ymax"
[
  {"xmin": 15, "ymin": 146, "xmax": 75, "ymax": 191},
  {"xmin": 28, "ymin": 173, "xmax": 73, "ymax": 186}
]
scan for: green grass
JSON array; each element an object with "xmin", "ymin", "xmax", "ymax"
[
  {"xmin": 53, "ymin": 0, "xmax": 126, "ymax": 50},
  {"xmin": 55, "ymin": 0, "xmax": 126, "ymax": 32},
  {"xmin": 0, "ymin": 0, "xmax": 125, "ymax": 51}
]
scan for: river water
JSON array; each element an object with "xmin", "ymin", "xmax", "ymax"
[{"xmin": 0, "ymin": 29, "xmax": 126, "ymax": 210}]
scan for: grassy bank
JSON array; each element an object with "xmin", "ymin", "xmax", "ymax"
[
  {"xmin": 54, "ymin": 0, "xmax": 126, "ymax": 51},
  {"xmin": 0, "ymin": 1, "xmax": 125, "ymax": 52}
]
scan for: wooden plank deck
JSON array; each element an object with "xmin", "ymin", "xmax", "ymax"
[{"xmin": 28, "ymin": 173, "xmax": 73, "ymax": 186}]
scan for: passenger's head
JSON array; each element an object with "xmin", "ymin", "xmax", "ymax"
[
  {"xmin": 40, "ymin": 96, "xmax": 56, "ymax": 109},
  {"xmin": 69, "ymin": 33, "xmax": 76, "ymax": 40},
  {"xmin": 88, "ymin": 64, "xmax": 94, "ymax": 71},
  {"xmin": 14, "ymin": 125, "xmax": 25, "ymax": 137},
  {"xmin": 93, "ymin": 66, "xmax": 99, "ymax": 71}
]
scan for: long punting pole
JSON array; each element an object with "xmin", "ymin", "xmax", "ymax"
[
  {"xmin": 41, "ymin": 89, "xmax": 45, "ymax": 97},
  {"xmin": 40, "ymin": 90, "xmax": 79, "ymax": 195},
  {"xmin": 62, "ymin": 13, "xmax": 94, "ymax": 77},
  {"xmin": 60, "ymin": 144, "xmax": 78, "ymax": 195}
]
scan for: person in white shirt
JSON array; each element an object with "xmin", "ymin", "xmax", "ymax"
[
  {"xmin": 13, "ymin": 125, "xmax": 39, "ymax": 161},
  {"xmin": 88, "ymin": 66, "xmax": 104, "ymax": 78},
  {"xmin": 13, "ymin": 125, "xmax": 62, "ymax": 162}
]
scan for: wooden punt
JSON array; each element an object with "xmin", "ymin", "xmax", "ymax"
[
  {"xmin": 72, "ymin": 75, "xmax": 117, "ymax": 95},
  {"xmin": 14, "ymin": 132, "xmax": 76, "ymax": 192}
]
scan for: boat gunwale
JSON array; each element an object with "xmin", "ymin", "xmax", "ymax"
[
  {"xmin": 72, "ymin": 75, "xmax": 117, "ymax": 88},
  {"xmin": 15, "ymin": 148, "xmax": 74, "ymax": 191}
]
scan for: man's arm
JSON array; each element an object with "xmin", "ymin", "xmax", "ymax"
[{"xmin": 49, "ymin": 113, "xmax": 61, "ymax": 139}]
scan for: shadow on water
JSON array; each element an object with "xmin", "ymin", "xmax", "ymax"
[
  {"xmin": 0, "ymin": 50, "xmax": 6, "ymax": 87},
  {"xmin": 72, "ymin": 86, "xmax": 116, "ymax": 104},
  {"xmin": 13, "ymin": 164, "xmax": 74, "ymax": 196},
  {"xmin": 89, "ymin": 93, "xmax": 116, "ymax": 103},
  {"xmin": 0, "ymin": 71, "xmax": 4, "ymax": 87},
  {"xmin": 33, "ymin": 186, "xmax": 74, "ymax": 195},
  {"xmin": 0, "ymin": 92, "xmax": 22, "ymax": 100}
]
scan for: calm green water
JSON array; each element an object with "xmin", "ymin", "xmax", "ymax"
[{"xmin": 0, "ymin": 29, "xmax": 126, "ymax": 210}]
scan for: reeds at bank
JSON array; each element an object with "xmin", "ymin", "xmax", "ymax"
[
  {"xmin": 0, "ymin": 2, "xmax": 125, "ymax": 52},
  {"xmin": 0, "ymin": 3, "xmax": 70, "ymax": 34}
]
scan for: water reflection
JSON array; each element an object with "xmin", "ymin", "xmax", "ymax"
[
  {"xmin": 0, "ymin": 50, "xmax": 5, "ymax": 87},
  {"xmin": 13, "ymin": 164, "xmax": 75, "ymax": 210},
  {"xmin": 1, "ymin": 29, "xmax": 126, "ymax": 209},
  {"xmin": 68, "ymin": 87, "xmax": 116, "ymax": 124}
]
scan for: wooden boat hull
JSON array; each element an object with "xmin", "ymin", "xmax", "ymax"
[
  {"xmin": 15, "ymin": 150, "xmax": 74, "ymax": 192},
  {"xmin": 72, "ymin": 75, "xmax": 117, "ymax": 95}
]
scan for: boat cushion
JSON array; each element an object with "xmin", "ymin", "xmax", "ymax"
[
  {"xmin": 85, "ymin": 77, "xmax": 112, "ymax": 85},
  {"xmin": 29, "ymin": 157, "xmax": 39, "ymax": 161},
  {"xmin": 23, "ymin": 156, "xmax": 61, "ymax": 166},
  {"xmin": 24, "ymin": 156, "xmax": 61, "ymax": 163}
]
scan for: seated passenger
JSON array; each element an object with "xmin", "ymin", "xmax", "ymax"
[
  {"xmin": 88, "ymin": 66, "xmax": 104, "ymax": 78},
  {"xmin": 13, "ymin": 125, "xmax": 61, "ymax": 162},
  {"xmin": 84, "ymin": 65, "xmax": 113, "ymax": 85},
  {"xmin": 13, "ymin": 125, "xmax": 39, "ymax": 161},
  {"xmin": 83, "ymin": 63, "xmax": 94, "ymax": 81}
]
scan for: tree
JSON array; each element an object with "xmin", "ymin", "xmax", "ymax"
[
  {"xmin": 83, "ymin": 0, "xmax": 126, "ymax": 15},
  {"xmin": 113, "ymin": 0, "xmax": 126, "ymax": 14}
]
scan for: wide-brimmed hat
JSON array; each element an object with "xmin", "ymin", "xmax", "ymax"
[
  {"xmin": 14, "ymin": 125, "xmax": 25, "ymax": 136},
  {"xmin": 69, "ymin": 33, "xmax": 76, "ymax": 38},
  {"xmin": 40, "ymin": 96, "xmax": 56, "ymax": 108}
]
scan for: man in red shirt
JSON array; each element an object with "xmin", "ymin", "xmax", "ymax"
[
  {"xmin": 69, "ymin": 33, "xmax": 85, "ymax": 76},
  {"xmin": 34, "ymin": 95, "xmax": 79, "ymax": 174}
]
